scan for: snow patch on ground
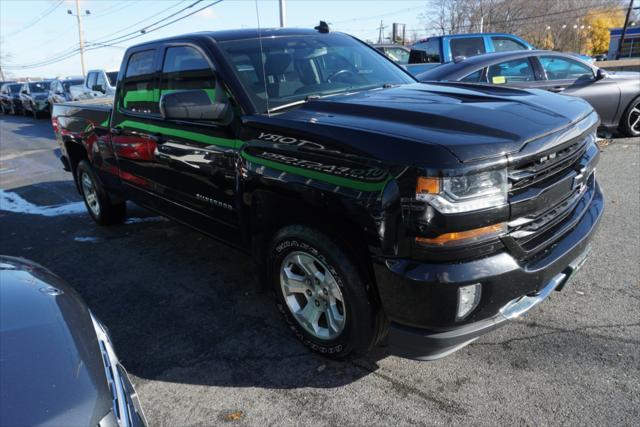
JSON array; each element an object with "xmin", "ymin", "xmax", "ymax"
[
  {"xmin": 124, "ymin": 216, "xmax": 169, "ymax": 224},
  {"xmin": 73, "ymin": 237, "xmax": 102, "ymax": 243},
  {"xmin": 0, "ymin": 189, "xmax": 86, "ymax": 217}
]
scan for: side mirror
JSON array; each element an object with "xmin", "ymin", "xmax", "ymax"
[
  {"xmin": 595, "ymin": 68, "xmax": 607, "ymax": 80},
  {"xmin": 21, "ymin": 90, "xmax": 27, "ymax": 94},
  {"xmin": 92, "ymin": 84, "xmax": 105, "ymax": 93},
  {"xmin": 159, "ymin": 90, "xmax": 228, "ymax": 121}
]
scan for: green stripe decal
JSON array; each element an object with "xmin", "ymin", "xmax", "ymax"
[
  {"xmin": 241, "ymin": 152, "xmax": 389, "ymax": 192},
  {"xmin": 120, "ymin": 120, "xmax": 240, "ymax": 149},
  {"xmin": 123, "ymin": 89, "xmax": 159, "ymax": 107}
]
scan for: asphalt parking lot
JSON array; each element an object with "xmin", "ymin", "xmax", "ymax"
[{"xmin": 1, "ymin": 113, "xmax": 638, "ymax": 426}]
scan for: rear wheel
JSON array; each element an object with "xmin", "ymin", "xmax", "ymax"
[
  {"xmin": 76, "ymin": 160, "xmax": 126, "ymax": 225},
  {"xmin": 268, "ymin": 225, "xmax": 381, "ymax": 358},
  {"xmin": 620, "ymin": 97, "xmax": 640, "ymax": 137}
]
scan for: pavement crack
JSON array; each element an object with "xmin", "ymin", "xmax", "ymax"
[
  {"xmin": 350, "ymin": 359, "xmax": 468, "ymax": 417},
  {"xmin": 477, "ymin": 321, "xmax": 640, "ymax": 347}
]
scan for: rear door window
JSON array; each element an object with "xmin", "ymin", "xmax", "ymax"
[
  {"xmin": 122, "ymin": 49, "xmax": 159, "ymax": 114},
  {"xmin": 491, "ymin": 37, "xmax": 527, "ymax": 52},
  {"xmin": 106, "ymin": 72, "xmax": 118, "ymax": 86},
  {"xmin": 450, "ymin": 37, "xmax": 485, "ymax": 59},
  {"xmin": 539, "ymin": 56, "xmax": 594, "ymax": 81},
  {"xmin": 461, "ymin": 69, "xmax": 485, "ymax": 83},
  {"xmin": 411, "ymin": 39, "xmax": 440, "ymax": 63},
  {"xmin": 86, "ymin": 72, "xmax": 97, "ymax": 90},
  {"xmin": 160, "ymin": 45, "xmax": 218, "ymax": 107},
  {"xmin": 385, "ymin": 47, "xmax": 409, "ymax": 64},
  {"xmin": 95, "ymin": 73, "xmax": 107, "ymax": 92},
  {"xmin": 487, "ymin": 58, "xmax": 535, "ymax": 84}
]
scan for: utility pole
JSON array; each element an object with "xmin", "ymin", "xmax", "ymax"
[
  {"xmin": 279, "ymin": 0, "xmax": 286, "ymax": 28},
  {"xmin": 378, "ymin": 20, "xmax": 384, "ymax": 44},
  {"xmin": 68, "ymin": 0, "xmax": 90, "ymax": 76},
  {"xmin": 617, "ymin": 0, "xmax": 637, "ymax": 59}
]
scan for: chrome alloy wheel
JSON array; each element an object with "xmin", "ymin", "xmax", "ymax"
[
  {"xmin": 629, "ymin": 101, "xmax": 640, "ymax": 134},
  {"xmin": 280, "ymin": 251, "xmax": 346, "ymax": 340},
  {"xmin": 80, "ymin": 172, "xmax": 100, "ymax": 217}
]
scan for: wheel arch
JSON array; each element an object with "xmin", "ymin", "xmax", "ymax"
[
  {"xmin": 246, "ymin": 186, "xmax": 382, "ymax": 298},
  {"xmin": 63, "ymin": 136, "xmax": 89, "ymax": 193}
]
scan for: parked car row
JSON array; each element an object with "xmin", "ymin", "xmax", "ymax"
[{"xmin": 0, "ymin": 69, "xmax": 117, "ymax": 119}]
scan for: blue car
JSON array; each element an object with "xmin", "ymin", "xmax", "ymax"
[{"xmin": 406, "ymin": 33, "xmax": 534, "ymax": 75}]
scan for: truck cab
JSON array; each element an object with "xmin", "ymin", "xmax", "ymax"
[
  {"xmin": 406, "ymin": 33, "xmax": 534, "ymax": 75},
  {"xmin": 70, "ymin": 69, "xmax": 118, "ymax": 100}
]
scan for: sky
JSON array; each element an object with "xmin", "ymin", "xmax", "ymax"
[{"xmin": 0, "ymin": 0, "xmax": 430, "ymax": 79}]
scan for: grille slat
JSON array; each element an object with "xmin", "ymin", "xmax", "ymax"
[{"xmin": 506, "ymin": 130, "xmax": 597, "ymax": 259}]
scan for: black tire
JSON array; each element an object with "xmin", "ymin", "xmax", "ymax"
[
  {"xmin": 619, "ymin": 96, "xmax": 640, "ymax": 137},
  {"xmin": 32, "ymin": 107, "xmax": 39, "ymax": 119},
  {"xmin": 268, "ymin": 225, "xmax": 381, "ymax": 359},
  {"xmin": 76, "ymin": 160, "xmax": 126, "ymax": 225}
]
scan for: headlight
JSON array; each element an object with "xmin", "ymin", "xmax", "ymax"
[{"xmin": 416, "ymin": 169, "xmax": 507, "ymax": 213}]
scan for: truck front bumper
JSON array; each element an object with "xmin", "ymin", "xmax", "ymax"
[{"xmin": 373, "ymin": 182, "xmax": 604, "ymax": 360}]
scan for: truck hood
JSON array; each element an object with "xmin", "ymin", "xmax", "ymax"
[{"xmin": 275, "ymin": 82, "xmax": 594, "ymax": 163}]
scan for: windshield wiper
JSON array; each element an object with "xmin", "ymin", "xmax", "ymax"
[{"xmin": 267, "ymin": 95, "xmax": 321, "ymax": 114}]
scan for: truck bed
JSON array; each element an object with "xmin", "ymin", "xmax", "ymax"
[{"xmin": 52, "ymin": 96, "xmax": 113, "ymax": 132}]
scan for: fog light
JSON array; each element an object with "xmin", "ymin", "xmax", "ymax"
[{"xmin": 457, "ymin": 283, "xmax": 482, "ymax": 320}]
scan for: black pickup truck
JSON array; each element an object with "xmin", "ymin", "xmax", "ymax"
[{"xmin": 52, "ymin": 27, "xmax": 603, "ymax": 360}]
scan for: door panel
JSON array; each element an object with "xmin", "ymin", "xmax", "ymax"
[
  {"xmin": 110, "ymin": 43, "xmax": 241, "ymax": 240},
  {"xmin": 535, "ymin": 55, "xmax": 620, "ymax": 125},
  {"xmin": 110, "ymin": 49, "xmax": 160, "ymax": 194},
  {"xmin": 149, "ymin": 44, "xmax": 240, "ymax": 226}
]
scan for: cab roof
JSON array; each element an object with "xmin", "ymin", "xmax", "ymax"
[{"xmin": 131, "ymin": 27, "xmax": 329, "ymax": 48}]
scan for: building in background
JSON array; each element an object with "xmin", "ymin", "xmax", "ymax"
[{"xmin": 608, "ymin": 26, "xmax": 640, "ymax": 59}]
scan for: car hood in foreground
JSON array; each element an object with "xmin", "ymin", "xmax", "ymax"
[
  {"xmin": 270, "ymin": 82, "xmax": 595, "ymax": 163},
  {"xmin": 0, "ymin": 256, "xmax": 112, "ymax": 427}
]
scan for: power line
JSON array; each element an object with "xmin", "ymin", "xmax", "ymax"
[
  {"xmin": 95, "ymin": 0, "xmax": 223, "ymax": 46},
  {"xmin": 355, "ymin": 2, "xmax": 625, "ymax": 38},
  {"xmin": 4, "ymin": 0, "xmax": 224, "ymax": 70},
  {"xmin": 88, "ymin": 0, "xmax": 188, "ymax": 44},
  {"xmin": 6, "ymin": 0, "xmax": 187, "ymax": 68},
  {"xmin": 4, "ymin": 0, "xmax": 200, "ymax": 69},
  {"xmin": 3, "ymin": 0, "xmax": 64, "ymax": 37},
  {"xmin": 86, "ymin": 0, "xmax": 205, "ymax": 47}
]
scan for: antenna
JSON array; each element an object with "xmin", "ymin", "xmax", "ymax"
[{"xmin": 254, "ymin": 0, "xmax": 270, "ymax": 117}]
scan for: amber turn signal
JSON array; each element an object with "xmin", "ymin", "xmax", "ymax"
[
  {"xmin": 416, "ymin": 176, "xmax": 440, "ymax": 194},
  {"xmin": 415, "ymin": 223, "xmax": 506, "ymax": 246}
]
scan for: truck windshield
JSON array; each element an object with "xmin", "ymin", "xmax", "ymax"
[
  {"xmin": 63, "ymin": 79, "xmax": 85, "ymax": 91},
  {"xmin": 218, "ymin": 33, "xmax": 415, "ymax": 113},
  {"xmin": 28, "ymin": 82, "xmax": 50, "ymax": 92}
]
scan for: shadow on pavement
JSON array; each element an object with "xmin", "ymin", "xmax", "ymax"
[
  {"xmin": 0, "ymin": 114, "xmax": 53, "ymax": 139},
  {"xmin": 1, "ymin": 182, "xmax": 386, "ymax": 390}
]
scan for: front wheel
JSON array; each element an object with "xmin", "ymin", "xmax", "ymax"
[
  {"xmin": 76, "ymin": 160, "xmax": 126, "ymax": 225},
  {"xmin": 620, "ymin": 97, "xmax": 640, "ymax": 137},
  {"xmin": 269, "ymin": 225, "xmax": 381, "ymax": 358}
]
